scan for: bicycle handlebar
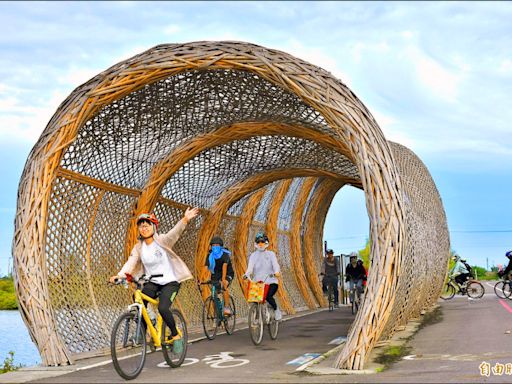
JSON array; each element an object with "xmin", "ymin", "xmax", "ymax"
[
  {"xmin": 112, "ymin": 273, "xmax": 163, "ymax": 286},
  {"xmin": 243, "ymin": 273, "xmax": 275, "ymax": 283}
]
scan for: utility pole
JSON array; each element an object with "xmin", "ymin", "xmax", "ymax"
[{"xmin": 486, "ymin": 257, "xmax": 489, "ymax": 271}]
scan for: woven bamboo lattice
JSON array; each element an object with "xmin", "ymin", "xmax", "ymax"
[{"xmin": 12, "ymin": 41, "xmax": 449, "ymax": 369}]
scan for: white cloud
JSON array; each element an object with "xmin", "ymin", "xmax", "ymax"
[
  {"xmin": 411, "ymin": 50, "xmax": 463, "ymax": 102},
  {"xmin": 57, "ymin": 67, "xmax": 101, "ymax": 88},
  {"xmin": 0, "ymin": 89, "xmax": 66, "ymax": 144},
  {"xmin": 283, "ymin": 39, "xmax": 354, "ymax": 88},
  {"xmin": 163, "ymin": 24, "xmax": 181, "ymax": 35}
]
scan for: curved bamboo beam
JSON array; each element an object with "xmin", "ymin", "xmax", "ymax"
[
  {"xmin": 194, "ymin": 169, "xmax": 359, "ymax": 311},
  {"xmin": 264, "ymin": 179, "xmax": 296, "ymax": 315},
  {"xmin": 124, "ymin": 121, "xmax": 357, "ymax": 259},
  {"xmin": 232, "ymin": 189, "xmax": 267, "ymax": 298},
  {"xmin": 302, "ymin": 179, "xmax": 344, "ymax": 307},
  {"xmin": 288, "ymin": 178, "xmax": 318, "ymax": 309}
]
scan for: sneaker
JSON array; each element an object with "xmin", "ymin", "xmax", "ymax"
[
  {"xmin": 165, "ymin": 330, "xmax": 182, "ymax": 344},
  {"xmin": 223, "ymin": 306, "xmax": 232, "ymax": 316},
  {"xmin": 274, "ymin": 309, "xmax": 282, "ymax": 321}
]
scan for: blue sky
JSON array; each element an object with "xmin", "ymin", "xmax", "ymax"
[{"xmin": 0, "ymin": 1, "xmax": 511, "ymax": 275}]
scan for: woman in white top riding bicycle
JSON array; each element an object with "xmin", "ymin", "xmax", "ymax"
[
  {"xmin": 244, "ymin": 232, "xmax": 283, "ymax": 321},
  {"xmin": 109, "ymin": 207, "xmax": 199, "ymax": 342}
]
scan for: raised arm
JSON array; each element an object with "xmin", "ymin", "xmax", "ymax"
[{"xmin": 160, "ymin": 207, "xmax": 199, "ymax": 248}]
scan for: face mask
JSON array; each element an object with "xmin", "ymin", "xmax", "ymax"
[
  {"xmin": 256, "ymin": 243, "xmax": 268, "ymax": 252},
  {"xmin": 211, "ymin": 245, "xmax": 223, "ymax": 255}
]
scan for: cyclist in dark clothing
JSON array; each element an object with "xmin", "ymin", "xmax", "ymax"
[
  {"xmin": 202, "ymin": 236, "xmax": 235, "ymax": 315},
  {"xmin": 499, "ymin": 251, "xmax": 512, "ymax": 280},
  {"xmin": 345, "ymin": 252, "xmax": 366, "ymax": 303},
  {"xmin": 320, "ymin": 249, "xmax": 340, "ymax": 307}
]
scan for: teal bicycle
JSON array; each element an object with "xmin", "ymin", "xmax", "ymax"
[{"xmin": 198, "ymin": 281, "xmax": 237, "ymax": 339}]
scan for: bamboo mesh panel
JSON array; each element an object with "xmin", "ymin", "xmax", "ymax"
[{"xmin": 12, "ymin": 41, "xmax": 449, "ymax": 369}]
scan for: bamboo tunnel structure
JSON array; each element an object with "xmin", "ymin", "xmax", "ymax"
[{"xmin": 12, "ymin": 41, "xmax": 449, "ymax": 369}]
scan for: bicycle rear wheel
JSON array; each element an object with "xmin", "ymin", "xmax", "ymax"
[
  {"xmin": 467, "ymin": 281, "xmax": 484, "ymax": 299},
  {"xmin": 224, "ymin": 294, "xmax": 237, "ymax": 335},
  {"xmin": 162, "ymin": 309, "xmax": 188, "ymax": 368},
  {"xmin": 111, "ymin": 311, "xmax": 147, "ymax": 380},
  {"xmin": 267, "ymin": 306, "xmax": 279, "ymax": 340},
  {"xmin": 202, "ymin": 296, "xmax": 218, "ymax": 340},
  {"xmin": 440, "ymin": 284, "xmax": 456, "ymax": 300},
  {"xmin": 248, "ymin": 303, "xmax": 263, "ymax": 345}
]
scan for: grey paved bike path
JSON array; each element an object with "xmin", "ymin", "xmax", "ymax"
[
  {"xmin": 305, "ymin": 281, "xmax": 512, "ymax": 383},
  {"xmin": 4, "ymin": 281, "xmax": 512, "ymax": 383},
  {"xmin": 27, "ymin": 306, "xmax": 354, "ymax": 383}
]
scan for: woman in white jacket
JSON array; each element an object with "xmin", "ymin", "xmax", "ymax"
[
  {"xmin": 110, "ymin": 207, "xmax": 199, "ymax": 342},
  {"xmin": 244, "ymin": 232, "xmax": 282, "ymax": 321}
]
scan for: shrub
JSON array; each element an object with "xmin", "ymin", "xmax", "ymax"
[{"xmin": 1, "ymin": 351, "xmax": 23, "ymax": 374}]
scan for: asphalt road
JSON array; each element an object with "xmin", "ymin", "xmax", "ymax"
[
  {"xmin": 31, "ymin": 305, "xmax": 354, "ymax": 383},
  {"xmin": 18, "ymin": 280, "xmax": 512, "ymax": 383}
]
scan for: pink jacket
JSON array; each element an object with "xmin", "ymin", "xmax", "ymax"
[{"xmin": 118, "ymin": 218, "xmax": 193, "ymax": 283}]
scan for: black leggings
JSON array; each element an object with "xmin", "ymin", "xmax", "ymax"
[
  {"xmin": 141, "ymin": 281, "xmax": 180, "ymax": 336},
  {"xmin": 266, "ymin": 283, "xmax": 279, "ymax": 311},
  {"xmin": 455, "ymin": 273, "xmax": 470, "ymax": 287}
]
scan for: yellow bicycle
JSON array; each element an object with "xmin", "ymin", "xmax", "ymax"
[{"xmin": 110, "ymin": 273, "xmax": 188, "ymax": 380}]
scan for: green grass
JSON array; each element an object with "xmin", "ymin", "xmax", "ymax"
[
  {"xmin": 417, "ymin": 305, "xmax": 443, "ymax": 331},
  {"xmin": 0, "ymin": 277, "xmax": 18, "ymax": 310},
  {"xmin": 374, "ymin": 344, "xmax": 412, "ymax": 367}
]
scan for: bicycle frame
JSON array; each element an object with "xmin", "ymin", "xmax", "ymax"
[
  {"xmin": 199, "ymin": 281, "xmax": 225, "ymax": 321},
  {"xmin": 131, "ymin": 289, "xmax": 164, "ymax": 348}
]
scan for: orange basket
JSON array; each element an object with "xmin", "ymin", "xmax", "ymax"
[{"xmin": 246, "ymin": 281, "xmax": 270, "ymax": 303}]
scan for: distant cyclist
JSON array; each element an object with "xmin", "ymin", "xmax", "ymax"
[
  {"xmin": 202, "ymin": 235, "xmax": 235, "ymax": 315},
  {"xmin": 498, "ymin": 251, "xmax": 512, "ymax": 280},
  {"xmin": 109, "ymin": 207, "xmax": 199, "ymax": 343},
  {"xmin": 449, "ymin": 255, "xmax": 471, "ymax": 288},
  {"xmin": 243, "ymin": 232, "xmax": 283, "ymax": 321},
  {"xmin": 320, "ymin": 249, "xmax": 340, "ymax": 307},
  {"xmin": 345, "ymin": 252, "xmax": 366, "ymax": 303}
]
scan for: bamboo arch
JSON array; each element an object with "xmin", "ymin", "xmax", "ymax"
[{"xmin": 12, "ymin": 41, "xmax": 449, "ymax": 369}]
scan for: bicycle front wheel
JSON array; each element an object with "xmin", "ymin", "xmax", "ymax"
[
  {"xmin": 267, "ymin": 307, "xmax": 279, "ymax": 340},
  {"xmin": 440, "ymin": 284, "xmax": 456, "ymax": 300},
  {"xmin": 248, "ymin": 303, "xmax": 263, "ymax": 345},
  {"xmin": 162, "ymin": 309, "xmax": 188, "ymax": 368},
  {"xmin": 505, "ymin": 281, "xmax": 512, "ymax": 299},
  {"xmin": 494, "ymin": 281, "xmax": 507, "ymax": 298},
  {"xmin": 224, "ymin": 295, "xmax": 237, "ymax": 335},
  {"xmin": 351, "ymin": 294, "xmax": 359, "ymax": 315},
  {"xmin": 328, "ymin": 287, "xmax": 334, "ymax": 312},
  {"xmin": 202, "ymin": 296, "xmax": 218, "ymax": 340},
  {"xmin": 467, "ymin": 281, "xmax": 484, "ymax": 299},
  {"xmin": 111, "ymin": 311, "xmax": 147, "ymax": 380}
]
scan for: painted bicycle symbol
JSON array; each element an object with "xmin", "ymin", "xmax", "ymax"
[{"xmin": 202, "ymin": 352, "xmax": 250, "ymax": 368}]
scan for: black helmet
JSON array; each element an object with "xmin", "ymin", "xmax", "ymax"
[
  {"xmin": 210, "ymin": 236, "xmax": 224, "ymax": 246},
  {"xmin": 326, "ymin": 249, "xmax": 334, "ymax": 255},
  {"xmin": 255, "ymin": 232, "xmax": 269, "ymax": 243},
  {"xmin": 506, "ymin": 250, "xmax": 512, "ymax": 259}
]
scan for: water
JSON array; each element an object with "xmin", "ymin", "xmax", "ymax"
[{"xmin": 0, "ymin": 310, "xmax": 41, "ymax": 367}]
